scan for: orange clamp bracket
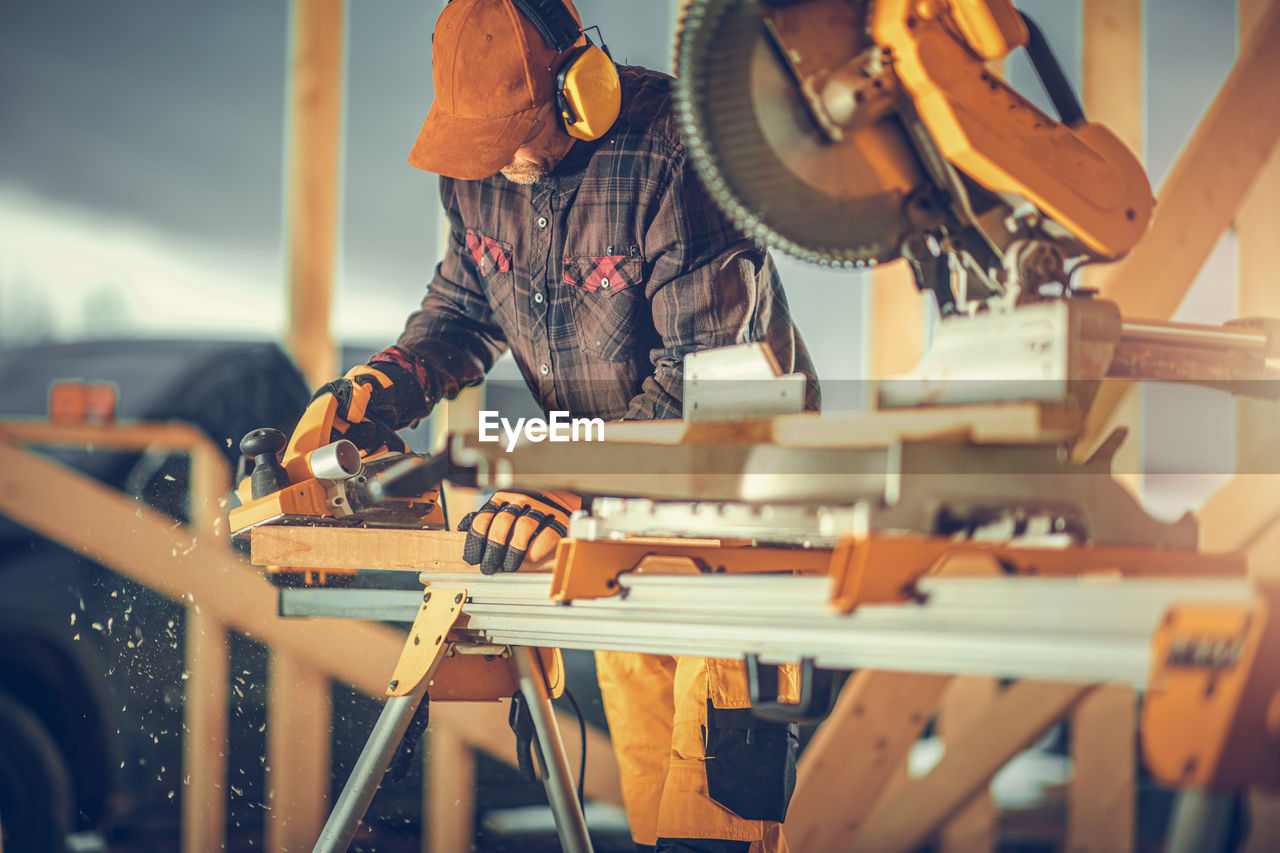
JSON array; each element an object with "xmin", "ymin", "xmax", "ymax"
[
  {"xmin": 828, "ymin": 534, "xmax": 1248, "ymax": 613},
  {"xmin": 550, "ymin": 538, "xmax": 832, "ymax": 601}
]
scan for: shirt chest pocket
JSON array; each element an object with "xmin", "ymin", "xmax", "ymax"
[
  {"xmin": 466, "ymin": 228, "xmax": 518, "ymax": 333},
  {"xmin": 562, "ymin": 252, "xmax": 645, "ymax": 361}
]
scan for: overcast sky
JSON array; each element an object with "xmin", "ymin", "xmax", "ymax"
[{"xmin": 0, "ymin": 1, "xmax": 1242, "ymax": 356}]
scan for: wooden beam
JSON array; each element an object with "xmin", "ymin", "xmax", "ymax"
[
  {"xmin": 856, "ymin": 681, "xmax": 1094, "ymax": 853},
  {"xmin": 425, "ymin": 728, "xmax": 476, "ymax": 853},
  {"xmin": 285, "ymin": 0, "xmax": 345, "ymax": 388},
  {"xmin": 1084, "ymin": 0, "xmax": 1280, "ymax": 436},
  {"xmin": 1236, "ymin": 0, "xmax": 1280, "ymax": 475},
  {"xmin": 937, "ymin": 677, "xmax": 997, "ymax": 853},
  {"xmin": 784, "ymin": 671, "xmax": 952, "ymax": 851},
  {"xmin": 1067, "ymin": 685, "xmax": 1136, "ymax": 853},
  {"xmin": 0, "ymin": 436, "xmax": 624, "ymax": 806},
  {"xmin": 266, "ymin": 652, "xmax": 331, "ymax": 852},
  {"xmin": 181, "ymin": 608, "xmax": 228, "ymax": 853}
]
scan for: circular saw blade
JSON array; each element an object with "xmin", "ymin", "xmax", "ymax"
[{"xmin": 675, "ymin": 0, "xmax": 926, "ymax": 267}]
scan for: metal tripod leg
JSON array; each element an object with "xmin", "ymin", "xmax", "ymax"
[
  {"xmin": 513, "ymin": 645, "xmax": 594, "ymax": 853},
  {"xmin": 1166, "ymin": 790, "xmax": 1241, "ymax": 853},
  {"xmin": 312, "ymin": 678, "xmax": 429, "ymax": 853}
]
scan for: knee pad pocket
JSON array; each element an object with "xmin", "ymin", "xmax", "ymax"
[{"xmin": 703, "ymin": 703, "xmax": 799, "ymax": 822}]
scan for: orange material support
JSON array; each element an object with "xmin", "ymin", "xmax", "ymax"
[
  {"xmin": 387, "ymin": 586, "xmax": 564, "ymax": 702},
  {"xmin": 429, "ymin": 648, "xmax": 564, "ymax": 702},
  {"xmin": 1141, "ymin": 589, "xmax": 1280, "ymax": 791},
  {"xmin": 550, "ymin": 538, "xmax": 832, "ymax": 601},
  {"xmin": 828, "ymin": 534, "xmax": 1249, "ymax": 613}
]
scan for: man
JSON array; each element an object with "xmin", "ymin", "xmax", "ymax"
[{"xmin": 320, "ymin": 1, "xmax": 819, "ymax": 849}]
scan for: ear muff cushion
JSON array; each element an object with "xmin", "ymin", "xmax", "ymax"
[{"xmin": 557, "ymin": 44, "xmax": 621, "ymax": 141}]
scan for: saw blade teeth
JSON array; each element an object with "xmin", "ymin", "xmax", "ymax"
[{"xmin": 674, "ymin": 0, "xmax": 914, "ymax": 268}]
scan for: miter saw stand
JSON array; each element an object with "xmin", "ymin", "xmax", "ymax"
[{"xmin": 309, "ymin": 589, "xmax": 591, "ymax": 853}]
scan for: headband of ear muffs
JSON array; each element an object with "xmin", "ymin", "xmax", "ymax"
[{"xmin": 510, "ymin": 0, "xmax": 621, "ymax": 140}]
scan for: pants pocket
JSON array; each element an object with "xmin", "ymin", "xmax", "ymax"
[{"xmin": 703, "ymin": 703, "xmax": 799, "ymax": 823}]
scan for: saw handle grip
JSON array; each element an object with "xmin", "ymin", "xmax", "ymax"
[{"xmin": 241, "ymin": 427, "xmax": 290, "ymax": 499}]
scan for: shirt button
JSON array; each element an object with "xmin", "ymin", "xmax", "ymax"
[
  {"xmin": 600, "ymin": 277, "xmax": 611, "ymax": 289},
  {"xmin": 533, "ymin": 292, "xmax": 544, "ymax": 304},
  {"xmin": 539, "ymin": 363, "xmax": 550, "ymax": 376},
  {"xmin": 536, "ymin": 216, "xmax": 548, "ymax": 229}
]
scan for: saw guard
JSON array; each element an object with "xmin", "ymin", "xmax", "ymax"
[{"xmin": 871, "ymin": 0, "xmax": 1153, "ymax": 258}]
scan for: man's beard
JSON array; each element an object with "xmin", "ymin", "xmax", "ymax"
[{"xmin": 500, "ymin": 160, "xmax": 550, "ymax": 185}]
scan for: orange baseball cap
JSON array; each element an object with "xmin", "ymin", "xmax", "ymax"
[{"xmin": 409, "ymin": 0, "xmax": 583, "ymax": 180}]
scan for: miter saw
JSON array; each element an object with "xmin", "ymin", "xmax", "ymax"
[
  {"xmin": 677, "ymin": 0, "xmax": 1149, "ymax": 307},
  {"xmin": 674, "ymin": 0, "xmax": 1278, "ymax": 409}
]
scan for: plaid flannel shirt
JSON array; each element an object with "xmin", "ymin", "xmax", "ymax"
[{"xmin": 379, "ymin": 66, "xmax": 820, "ymax": 423}]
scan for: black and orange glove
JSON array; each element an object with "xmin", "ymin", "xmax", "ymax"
[
  {"xmin": 312, "ymin": 360, "xmax": 427, "ymax": 453},
  {"xmin": 458, "ymin": 490, "xmax": 582, "ymax": 575}
]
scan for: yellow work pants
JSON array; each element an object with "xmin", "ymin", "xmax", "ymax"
[{"xmin": 595, "ymin": 651, "xmax": 799, "ymax": 850}]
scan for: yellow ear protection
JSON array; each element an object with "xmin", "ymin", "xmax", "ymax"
[{"xmin": 510, "ymin": 0, "xmax": 621, "ymax": 140}]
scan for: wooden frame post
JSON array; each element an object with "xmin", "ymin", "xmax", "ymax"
[
  {"xmin": 266, "ymin": 652, "xmax": 332, "ymax": 852},
  {"xmin": 285, "ymin": 0, "xmax": 346, "ymax": 389},
  {"xmin": 425, "ymin": 728, "xmax": 476, "ymax": 853},
  {"xmin": 1235, "ymin": 0, "xmax": 1280, "ymax": 476},
  {"xmin": 182, "ymin": 608, "xmax": 229, "ymax": 853}
]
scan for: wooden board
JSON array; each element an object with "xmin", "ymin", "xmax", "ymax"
[
  {"xmin": 598, "ymin": 403, "xmax": 1081, "ymax": 447},
  {"xmin": 249, "ymin": 527, "xmax": 553, "ymax": 573}
]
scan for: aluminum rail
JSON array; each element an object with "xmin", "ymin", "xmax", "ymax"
[{"xmin": 280, "ymin": 574, "xmax": 1254, "ymax": 688}]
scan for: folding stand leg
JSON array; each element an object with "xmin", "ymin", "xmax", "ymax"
[
  {"xmin": 312, "ymin": 679, "xmax": 429, "ymax": 853},
  {"xmin": 1165, "ymin": 790, "xmax": 1240, "ymax": 853},
  {"xmin": 312, "ymin": 586, "xmax": 466, "ymax": 853},
  {"xmin": 512, "ymin": 645, "xmax": 594, "ymax": 853}
]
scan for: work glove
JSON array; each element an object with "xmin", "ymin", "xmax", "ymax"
[
  {"xmin": 458, "ymin": 490, "xmax": 582, "ymax": 574},
  {"xmin": 311, "ymin": 360, "xmax": 427, "ymax": 453}
]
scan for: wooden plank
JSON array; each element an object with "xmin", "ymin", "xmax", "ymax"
[
  {"xmin": 284, "ymin": 0, "xmax": 344, "ymax": 388},
  {"xmin": 1083, "ymin": 0, "xmax": 1280, "ymax": 436},
  {"xmin": 181, "ymin": 608, "xmax": 228, "ymax": 853},
  {"xmin": 784, "ymin": 671, "xmax": 952, "ymax": 851},
  {"xmin": 425, "ymin": 727, "xmax": 475, "ymax": 853},
  {"xmin": 1067, "ymin": 685, "xmax": 1135, "ymax": 853},
  {"xmin": 250, "ymin": 526, "xmax": 552, "ymax": 573},
  {"xmin": 1236, "ymin": 0, "xmax": 1280, "ymax": 475},
  {"xmin": 599, "ymin": 403, "xmax": 1080, "ymax": 447},
  {"xmin": 938, "ymin": 677, "xmax": 997, "ymax": 853},
  {"xmin": 0, "ymin": 437, "xmax": 624, "ymax": 806},
  {"xmin": 856, "ymin": 681, "xmax": 1094, "ymax": 853},
  {"xmin": 266, "ymin": 652, "xmax": 331, "ymax": 852},
  {"xmin": 0, "ymin": 419, "xmax": 223, "ymax": 451}
]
